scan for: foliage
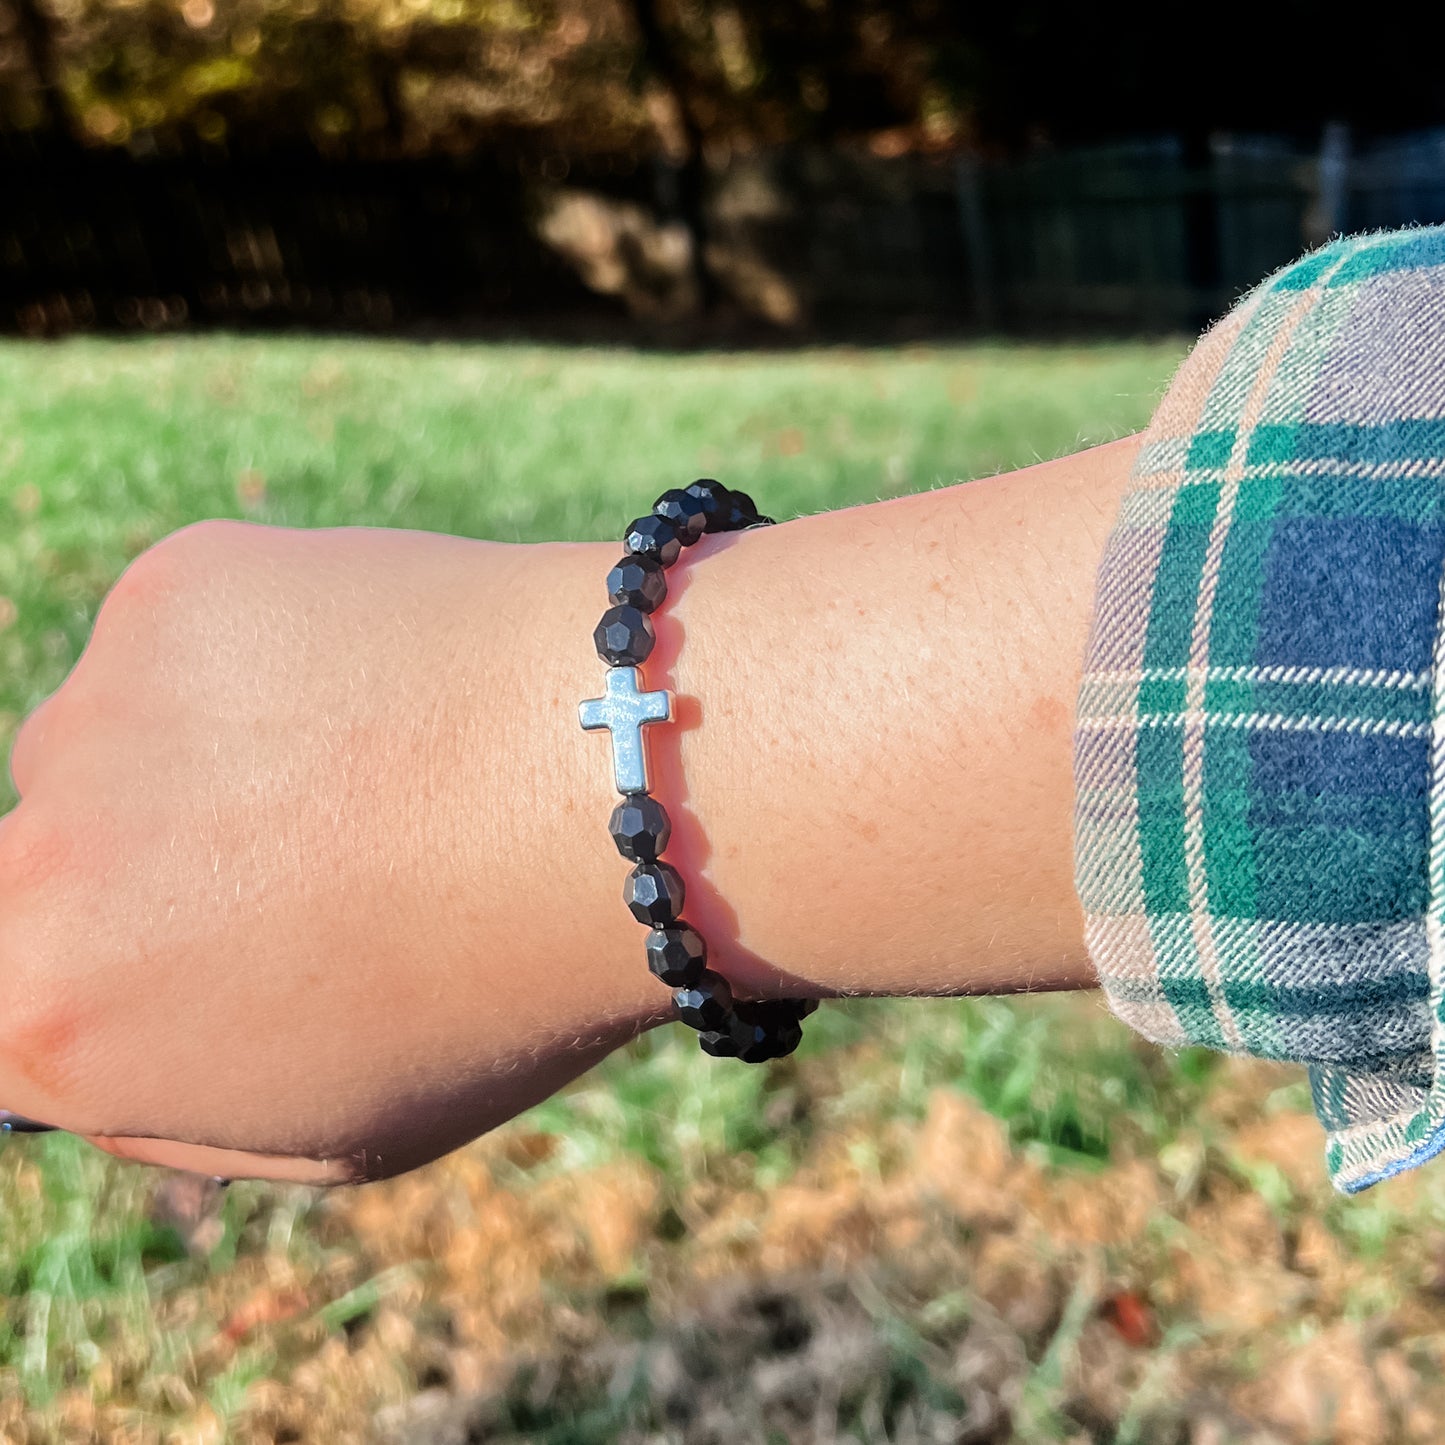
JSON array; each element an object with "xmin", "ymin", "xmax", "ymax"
[
  {"xmin": 0, "ymin": 0, "xmax": 967, "ymax": 158},
  {"xmin": 6, "ymin": 0, "xmax": 1445, "ymax": 167}
]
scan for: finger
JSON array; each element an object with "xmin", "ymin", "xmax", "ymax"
[{"xmin": 80, "ymin": 1133, "xmax": 365, "ymax": 1186}]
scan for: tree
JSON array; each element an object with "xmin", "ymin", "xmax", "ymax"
[{"xmin": 3, "ymin": 0, "xmax": 74, "ymax": 139}]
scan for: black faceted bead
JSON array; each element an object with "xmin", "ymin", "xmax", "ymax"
[
  {"xmin": 712, "ymin": 1012, "xmax": 767, "ymax": 1060},
  {"xmin": 652, "ymin": 488, "xmax": 709, "ymax": 544},
  {"xmin": 673, "ymin": 969, "xmax": 734, "ymax": 1031},
  {"xmin": 684, "ymin": 479, "xmax": 733, "ymax": 534},
  {"xmin": 697, "ymin": 1023, "xmax": 746, "ymax": 1057},
  {"xmin": 593, "ymin": 604, "xmax": 655, "ymax": 666},
  {"xmin": 757, "ymin": 1003, "xmax": 804, "ymax": 1060},
  {"xmin": 624, "ymin": 861, "xmax": 685, "ymax": 926},
  {"xmin": 747, "ymin": 1022, "xmax": 802, "ymax": 1062},
  {"xmin": 645, "ymin": 924, "xmax": 706, "ymax": 986},
  {"xmin": 698, "ymin": 1005, "xmax": 772, "ymax": 1059},
  {"xmin": 606, "ymin": 555, "xmax": 667, "ymax": 613},
  {"xmin": 727, "ymin": 488, "xmax": 759, "ymax": 520},
  {"xmin": 624, "ymin": 514, "xmax": 683, "ymax": 567},
  {"xmin": 732, "ymin": 1001, "xmax": 805, "ymax": 1062},
  {"xmin": 609, "ymin": 793, "xmax": 671, "ymax": 862},
  {"xmin": 724, "ymin": 499, "xmax": 775, "ymax": 531}
]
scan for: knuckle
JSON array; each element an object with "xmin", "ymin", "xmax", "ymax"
[
  {"xmin": 0, "ymin": 861, "xmax": 116, "ymax": 1129},
  {"xmin": 104, "ymin": 532, "xmax": 183, "ymax": 609},
  {"xmin": 0, "ymin": 908, "xmax": 83, "ymax": 1106},
  {"xmin": 8, "ymin": 698, "xmax": 55, "ymax": 796},
  {"xmin": 100, "ymin": 518, "xmax": 257, "ymax": 623},
  {"xmin": 0, "ymin": 989, "xmax": 98, "ymax": 1129},
  {"xmin": 92, "ymin": 526, "xmax": 204, "ymax": 645},
  {"xmin": 0, "ymin": 805, "xmax": 79, "ymax": 899},
  {"xmin": 11, "ymin": 683, "xmax": 118, "ymax": 803},
  {"xmin": 96, "ymin": 543, "xmax": 171, "ymax": 630},
  {"xmin": 156, "ymin": 516, "xmax": 249, "ymax": 552},
  {"xmin": 107, "ymin": 518, "xmax": 211, "ymax": 590}
]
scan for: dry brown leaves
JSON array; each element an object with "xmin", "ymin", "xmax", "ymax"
[{"xmin": 14, "ymin": 1054, "xmax": 1445, "ymax": 1443}]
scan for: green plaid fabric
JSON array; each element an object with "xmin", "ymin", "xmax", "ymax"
[{"xmin": 1074, "ymin": 225, "xmax": 1445, "ymax": 1194}]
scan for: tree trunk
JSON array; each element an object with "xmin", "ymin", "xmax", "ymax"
[
  {"xmin": 627, "ymin": 0, "xmax": 719, "ymax": 313},
  {"xmin": 9, "ymin": 0, "xmax": 74, "ymax": 142}
]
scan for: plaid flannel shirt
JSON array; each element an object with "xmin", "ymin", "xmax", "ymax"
[{"xmin": 1075, "ymin": 224, "xmax": 1445, "ymax": 1194}]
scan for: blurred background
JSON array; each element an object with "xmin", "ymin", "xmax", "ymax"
[
  {"xmin": 6, "ymin": 0, "xmax": 1445, "ymax": 340},
  {"xmin": 7, "ymin": 5, "xmax": 1445, "ymax": 1444}
]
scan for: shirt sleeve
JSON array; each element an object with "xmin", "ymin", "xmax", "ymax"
[{"xmin": 1073, "ymin": 223, "xmax": 1445, "ymax": 1194}]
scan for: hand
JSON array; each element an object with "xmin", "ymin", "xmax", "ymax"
[{"xmin": 0, "ymin": 520, "xmax": 662, "ymax": 1184}]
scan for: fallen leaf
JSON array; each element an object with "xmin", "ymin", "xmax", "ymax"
[
  {"xmin": 1100, "ymin": 1290, "xmax": 1156, "ymax": 1347},
  {"xmin": 218, "ymin": 1285, "xmax": 310, "ymax": 1344}
]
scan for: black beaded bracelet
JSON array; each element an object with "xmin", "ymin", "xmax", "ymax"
[{"xmin": 579, "ymin": 479, "xmax": 817, "ymax": 1062}]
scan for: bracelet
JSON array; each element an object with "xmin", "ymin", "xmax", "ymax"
[{"xmin": 579, "ymin": 479, "xmax": 816, "ymax": 1062}]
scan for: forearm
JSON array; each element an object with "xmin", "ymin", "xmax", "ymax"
[{"xmin": 497, "ymin": 435, "xmax": 1139, "ymax": 1032}]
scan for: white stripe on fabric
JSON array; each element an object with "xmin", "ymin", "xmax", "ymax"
[
  {"xmin": 1082, "ymin": 664, "xmax": 1431, "ymax": 690},
  {"xmin": 1077, "ymin": 712, "xmax": 1431, "ymax": 739},
  {"xmin": 1180, "ymin": 274, "xmax": 1349, "ymax": 1055}
]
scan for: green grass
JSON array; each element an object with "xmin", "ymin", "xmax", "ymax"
[
  {"xmin": 525, "ymin": 993, "xmax": 1225, "ymax": 1197},
  {"xmin": 0, "ymin": 335, "xmax": 1184, "ymax": 812},
  {"xmin": 0, "ymin": 333, "xmax": 1194, "ymax": 1427}
]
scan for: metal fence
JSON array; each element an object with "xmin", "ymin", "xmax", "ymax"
[
  {"xmin": 952, "ymin": 128, "xmax": 1445, "ymax": 332},
  {"xmin": 725, "ymin": 127, "xmax": 1445, "ymax": 334},
  {"xmin": 5, "ymin": 126, "xmax": 1445, "ymax": 335}
]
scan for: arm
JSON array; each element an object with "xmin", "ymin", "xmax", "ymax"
[
  {"xmin": 550, "ymin": 436, "xmax": 1131, "ymax": 1006},
  {"xmin": 0, "ymin": 436, "xmax": 1135, "ymax": 1183}
]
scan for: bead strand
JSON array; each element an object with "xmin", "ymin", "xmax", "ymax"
[{"xmin": 589, "ymin": 479, "xmax": 814, "ymax": 1063}]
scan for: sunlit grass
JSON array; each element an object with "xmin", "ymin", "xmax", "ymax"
[
  {"xmin": 527, "ymin": 993, "xmax": 1223, "ymax": 1199},
  {"xmin": 0, "ymin": 333, "xmax": 1194, "ymax": 1431},
  {"xmin": 0, "ymin": 334, "xmax": 1184, "ymax": 813}
]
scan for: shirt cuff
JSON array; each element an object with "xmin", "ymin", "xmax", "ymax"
[{"xmin": 1073, "ymin": 224, "xmax": 1445, "ymax": 1193}]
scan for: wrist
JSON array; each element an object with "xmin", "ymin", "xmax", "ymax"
[
  {"xmin": 454, "ymin": 537, "xmax": 678, "ymax": 1038},
  {"xmin": 565, "ymin": 448, "xmax": 1130, "ymax": 1005},
  {"xmin": 502, "ymin": 440, "xmax": 1130, "ymax": 1037}
]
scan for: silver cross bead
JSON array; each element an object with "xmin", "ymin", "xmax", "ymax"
[{"xmin": 579, "ymin": 666, "xmax": 673, "ymax": 794}]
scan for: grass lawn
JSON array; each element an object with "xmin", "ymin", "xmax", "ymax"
[
  {"xmin": 4, "ymin": 335, "xmax": 1445, "ymax": 1444},
  {"xmin": 0, "ymin": 334, "xmax": 1180, "ymax": 806}
]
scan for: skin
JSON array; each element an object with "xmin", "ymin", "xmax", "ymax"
[{"xmin": 0, "ymin": 435, "xmax": 1136, "ymax": 1184}]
